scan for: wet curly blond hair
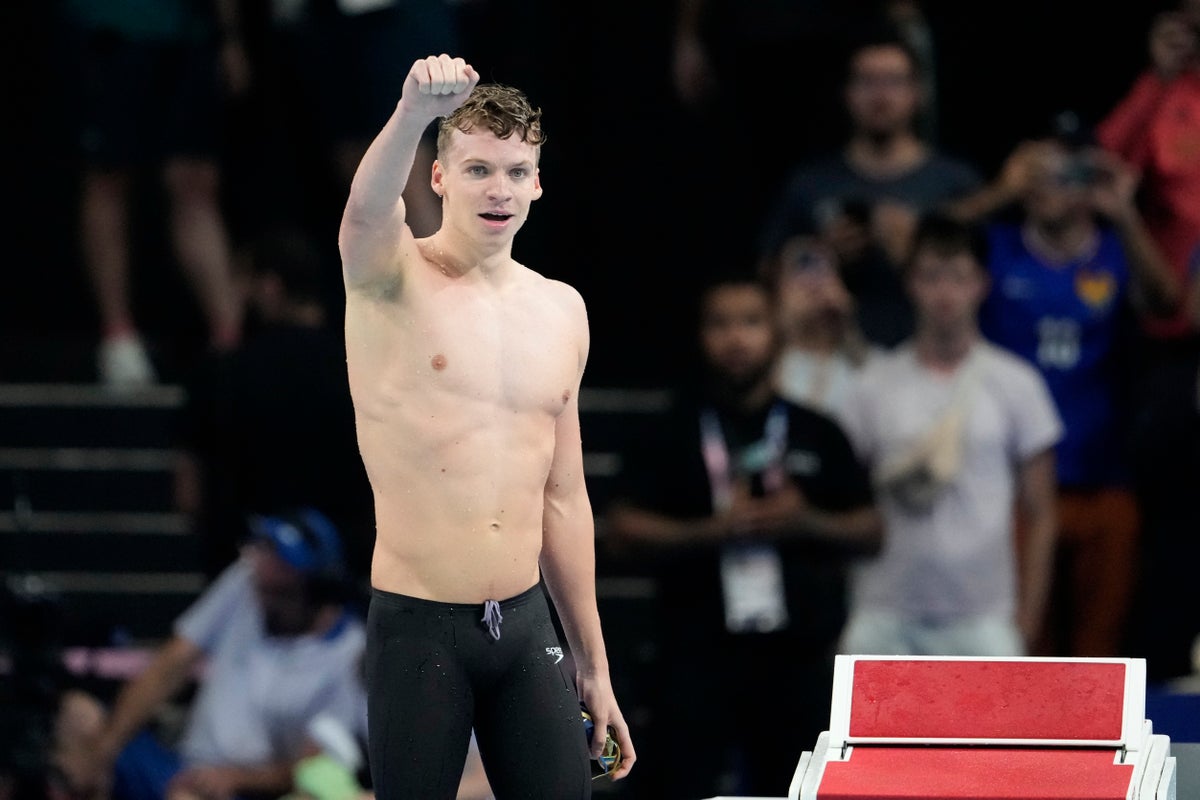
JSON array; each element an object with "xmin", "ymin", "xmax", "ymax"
[{"xmin": 437, "ymin": 83, "xmax": 546, "ymax": 158}]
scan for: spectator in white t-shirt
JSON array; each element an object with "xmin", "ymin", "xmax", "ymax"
[
  {"xmin": 53, "ymin": 508, "xmax": 367, "ymax": 800},
  {"xmin": 839, "ymin": 213, "xmax": 1062, "ymax": 657}
]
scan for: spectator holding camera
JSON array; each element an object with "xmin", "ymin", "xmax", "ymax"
[
  {"xmin": 760, "ymin": 230, "xmax": 882, "ymax": 428},
  {"xmin": 953, "ymin": 118, "xmax": 1180, "ymax": 658}
]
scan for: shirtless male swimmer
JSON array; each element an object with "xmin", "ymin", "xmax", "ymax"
[{"xmin": 339, "ymin": 53, "xmax": 636, "ymax": 798}]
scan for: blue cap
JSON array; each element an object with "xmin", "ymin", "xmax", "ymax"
[{"xmin": 248, "ymin": 508, "xmax": 344, "ymax": 575}]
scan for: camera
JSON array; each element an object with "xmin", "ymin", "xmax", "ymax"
[{"xmin": 1061, "ymin": 154, "xmax": 1104, "ymax": 187}]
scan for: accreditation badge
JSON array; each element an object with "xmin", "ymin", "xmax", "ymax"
[{"xmin": 719, "ymin": 543, "xmax": 789, "ymax": 634}]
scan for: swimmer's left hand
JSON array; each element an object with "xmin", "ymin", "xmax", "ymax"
[{"xmin": 577, "ymin": 672, "xmax": 637, "ymax": 779}]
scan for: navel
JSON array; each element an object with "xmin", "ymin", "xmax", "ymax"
[{"xmin": 431, "ymin": 354, "xmax": 448, "ymax": 371}]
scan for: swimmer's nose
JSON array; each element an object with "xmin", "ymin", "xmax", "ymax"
[{"xmin": 487, "ymin": 173, "xmax": 514, "ymax": 201}]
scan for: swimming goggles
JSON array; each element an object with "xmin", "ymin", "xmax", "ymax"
[{"xmin": 581, "ymin": 709, "xmax": 622, "ymax": 779}]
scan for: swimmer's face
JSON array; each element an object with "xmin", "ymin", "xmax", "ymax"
[
  {"xmin": 432, "ymin": 129, "xmax": 542, "ymax": 244},
  {"xmin": 700, "ymin": 284, "xmax": 777, "ymax": 388}
]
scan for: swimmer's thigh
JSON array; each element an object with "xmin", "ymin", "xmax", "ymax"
[
  {"xmin": 471, "ymin": 594, "xmax": 591, "ymax": 799},
  {"xmin": 365, "ymin": 596, "xmax": 474, "ymax": 800}
]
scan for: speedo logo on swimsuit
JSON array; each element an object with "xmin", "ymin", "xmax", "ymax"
[{"xmin": 546, "ymin": 646, "xmax": 564, "ymax": 664}]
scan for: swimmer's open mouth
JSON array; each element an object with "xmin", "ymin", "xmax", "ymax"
[{"xmin": 480, "ymin": 213, "xmax": 512, "ymax": 222}]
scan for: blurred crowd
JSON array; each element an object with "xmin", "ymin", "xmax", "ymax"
[{"xmin": 3, "ymin": 0, "xmax": 1200, "ymax": 798}]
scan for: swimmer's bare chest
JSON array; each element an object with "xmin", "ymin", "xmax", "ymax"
[
  {"xmin": 347, "ymin": 266, "xmax": 576, "ymax": 426},
  {"xmin": 344, "ymin": 263, "xmax": 580, "ymax": 598}
]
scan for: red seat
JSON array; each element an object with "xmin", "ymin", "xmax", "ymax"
[
  {"xmin": 845, "ymin": 659, "xmax": 1131, "ymax": 743},
  {"xmin": 819, "ymin": 747, "xmax": 1133, "ymax": 800}
]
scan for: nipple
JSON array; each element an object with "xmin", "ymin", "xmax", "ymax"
[{"xmin": 431, "ymin": 354, "xmax": 448, "ymax": 371}]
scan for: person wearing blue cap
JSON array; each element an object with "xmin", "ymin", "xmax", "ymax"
[{"xmin": 52, "ymin": 508, "xmax": 369, "ymax": 800}]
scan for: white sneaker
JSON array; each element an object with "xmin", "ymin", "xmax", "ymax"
[{"xmin": 98, "ymin": 335, "xmax": 157, "ymax": 388}]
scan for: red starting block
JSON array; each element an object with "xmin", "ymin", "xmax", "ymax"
[{"xmin": 789, "ymin": 655, "xmax": 1177, "ymax": 800}]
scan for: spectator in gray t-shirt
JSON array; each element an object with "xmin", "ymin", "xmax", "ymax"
[
  {"xmin": 759, "ymin": 25, "xmax": 981, "ymax": 349},
  {"xmin": 52, "ymin": 508, "xmax": 367, "ymax": 800}
]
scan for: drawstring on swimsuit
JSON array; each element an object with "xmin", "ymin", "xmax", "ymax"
[{"xmin": 482, "ymin": 599, "xmax": 503, "ymax": 641}]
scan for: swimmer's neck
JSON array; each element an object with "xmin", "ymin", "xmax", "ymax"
[{"xmin": 418, "ymin": 232, "xmax": 515, "ymax": 281}]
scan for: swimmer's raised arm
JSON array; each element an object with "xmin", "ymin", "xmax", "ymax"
[{"xmin": 338, "ymin": 54, "xmax": 479, "ymax": 293}]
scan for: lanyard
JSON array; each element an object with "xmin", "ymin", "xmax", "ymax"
[{"xmin": 699, "ymin": 401, "xmax": 790, "ymax": 513}]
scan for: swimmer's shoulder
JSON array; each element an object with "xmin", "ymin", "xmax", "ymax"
[
  {"xmin": 538, "ymin": 274, "xmax": 589, "ymax": 364},
  {"xmin": 517, "ymin": 265, "xmax": 586, "ymax": 315}
]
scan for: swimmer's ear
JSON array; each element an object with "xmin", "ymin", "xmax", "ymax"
[{"xmin": 431, "ymin": 160, "xmax": 446, "ymax": 198}]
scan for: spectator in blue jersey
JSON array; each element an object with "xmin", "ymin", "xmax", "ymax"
[
  {"xmin": 758, "ymin": 23, "xmax": 982, "ymax": 349},
  {"xmin": 954, "ymin": 115, "xmax": 1181, "ymax": 657}
]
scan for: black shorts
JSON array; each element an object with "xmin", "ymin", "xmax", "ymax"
[
  {"xmin": 365, "ymin": 583, "xmax": 591, "ymax": 800},
  {"xmin": 74, "ymin": 30, "xmax": 223, "ymax": 166}
]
